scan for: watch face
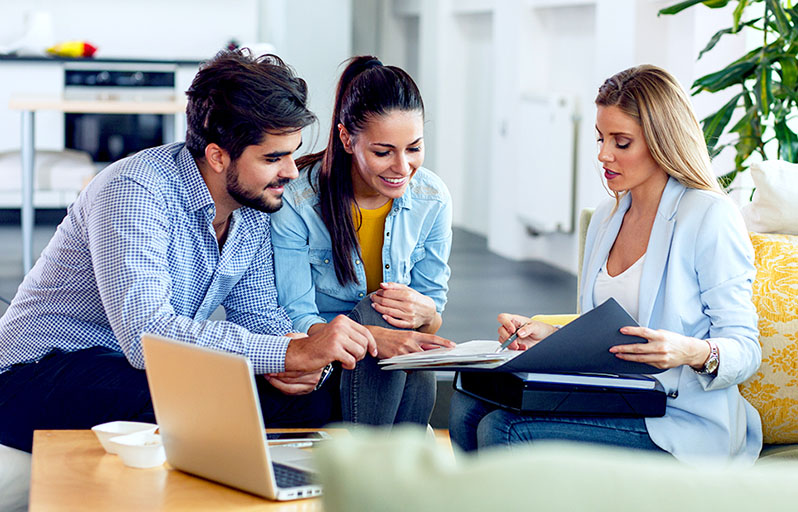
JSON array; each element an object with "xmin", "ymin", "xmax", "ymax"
[{"xmin": 705, "ymin": 357, "xmax": 719, "ymax": 374}]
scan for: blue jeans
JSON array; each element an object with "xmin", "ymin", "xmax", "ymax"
[
  {"xmin": 0, "ymin": 346, "xmax": 340, "ymax": 452},
  {"xmin": 449, "ymin": 390, "xmax": 666, "ymax": 454},
  {"xmin": 340, "ymin": 297, "xmax": 436, "ymax": 426}
]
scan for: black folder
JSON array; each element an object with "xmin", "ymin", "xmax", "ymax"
[
  {"xmin": 495, "ymin": 298, "xmax": 666, "ymax": 375},
  {"xmin": 454, "ymin": 371, "xmax": 666, "ymax": 417},
  {"xmin": 450, "ymin": 299, "xmax": 667, "ymax": 416}
]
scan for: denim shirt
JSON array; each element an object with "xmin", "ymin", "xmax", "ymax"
[{"xmin": 271, "ymin": 162, "xmax": 453, "ymax": 334}]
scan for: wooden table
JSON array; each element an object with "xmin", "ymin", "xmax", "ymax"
[{"xmin": 29, "ymin": 429, "xmax": 321, "ymax": 512}]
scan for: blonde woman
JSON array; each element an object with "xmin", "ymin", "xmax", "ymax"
[{"xmin": 449, "ymin": 65, "xmax": 762, "ymax": 465}]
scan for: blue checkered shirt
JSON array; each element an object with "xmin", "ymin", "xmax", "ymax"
[{"xmin": 0, "ymin": 143, "xmax": 293, "ymax": 375}]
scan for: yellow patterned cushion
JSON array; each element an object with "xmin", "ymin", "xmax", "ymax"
[{"xmin": 738, "ymin": 233, "xmax": 798, "ymax": 444}]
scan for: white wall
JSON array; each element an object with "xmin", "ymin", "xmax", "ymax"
[
  {"xmin": 258, "ymin": 0, "xmax": 353, "ymax": 153},
  {"xmin": 0, "ymin": 0, "xmax": 259, "ymax": 59},
  {"xmin": 360, "ymin": 0, "xmax": 744, "ymax": 274}
]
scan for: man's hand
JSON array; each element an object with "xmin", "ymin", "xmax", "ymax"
[
  {"xmin": 367, "ymin": 325, "xmax": 454, "ymax": 359},
  {"xmin": 284, "ymin": 315, "xmax": 377, "ymax": 372},
  {"xmin": 264, "ymin": 369, "xmax": 323, "ymax": 395}
]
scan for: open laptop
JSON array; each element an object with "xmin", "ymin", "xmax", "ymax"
[{"xmin": 141, "ymin": 333, "xmax": 322, "ymax": 501}]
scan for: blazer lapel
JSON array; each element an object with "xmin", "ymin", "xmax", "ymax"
[
  {"xmin": 637, "ymin": 177, "xmax": 686, "ymax": 326},
  {"xmin": 581, "ymin": 194, "xmax": 631, "ymax": 313}
]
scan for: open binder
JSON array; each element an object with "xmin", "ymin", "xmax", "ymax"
[
  {"xmin": 379, "ymin": 298, "xmax": 666, "ymax": 375},
  {"xmin": 380, "ymin": 299, "xmax": 668, "ymax": 416}
]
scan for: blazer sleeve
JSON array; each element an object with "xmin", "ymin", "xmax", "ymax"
[{"xmin": 693, "ymin": 197, "xmax": 760, "ymax": 390}]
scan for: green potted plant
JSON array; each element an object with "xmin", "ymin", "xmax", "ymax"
[{"xmin": 660, "ymin": 0, "xmax": 798, "ymax": 189}]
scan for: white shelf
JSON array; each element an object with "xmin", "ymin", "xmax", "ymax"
[{"xmin": 0, "ymin": 189, "xmax": 79, "ymax": 209}]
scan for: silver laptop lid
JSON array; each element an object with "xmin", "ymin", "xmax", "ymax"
[{"xmin": 141, "ymin": 334, "xmax": 281, "ymax": 498}]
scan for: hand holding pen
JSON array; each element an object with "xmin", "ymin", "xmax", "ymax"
[{"xmin": 496, "ymin": 313, "xmax": 560, "ymax": 352}]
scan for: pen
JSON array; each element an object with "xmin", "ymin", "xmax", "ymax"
[
  {"xmin": 495, "ymin": 322, "xmax": 530, "ymax": 353},
  {"xmin": 314, "ymin": 363, "xmax": 334, "ymax": 391}
]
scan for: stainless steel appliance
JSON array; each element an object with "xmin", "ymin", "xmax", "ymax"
[{"xmin": 63, "ymin": 62, "xmax": 178, "ymax": 163}]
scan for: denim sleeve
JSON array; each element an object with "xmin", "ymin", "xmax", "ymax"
[
  {"xmin": 222, "ymin": 220, "xmax": 294, "ymax": 337},
  {"xmin": 271, "ymin": 196, "xmax": 328, "ymax": 333},
  {"xmin": 87, "ymin": 176, "xmax": 290, "ymax": 374},
  {"xmin": 409, "ymin": 197, "xmax": 453, "ymax": 313},
  {"xmin": 693, "ymin": 198, "xmax": 760, "ymax": 390}
]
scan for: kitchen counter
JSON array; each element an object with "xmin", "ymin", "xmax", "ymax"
[{"xmin": 0, "ymin": 54, "xmax": 202, "ymax": 66}]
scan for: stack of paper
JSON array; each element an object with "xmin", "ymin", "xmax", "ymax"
[{"xmin": 378, "ymin": 340, "xmax": 522, "ymax": 370}]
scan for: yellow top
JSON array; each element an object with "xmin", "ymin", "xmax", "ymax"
[{"xmin": 354, "ymin": 200, "xmax": 393, "ymax": 293}]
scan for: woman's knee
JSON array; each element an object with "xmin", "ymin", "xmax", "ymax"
[{"xmin": 476, "ymin": 409, "xmax": 528, "ymax": 449}]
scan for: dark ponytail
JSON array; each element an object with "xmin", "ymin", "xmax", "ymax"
[{"xmin": 297, "ymin": 55, "xmax": 424, "ymax": 285}]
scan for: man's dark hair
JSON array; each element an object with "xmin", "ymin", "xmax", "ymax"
[{"xmin": 185, "ymin": 49, "xmax": 316, "ymax": 161}]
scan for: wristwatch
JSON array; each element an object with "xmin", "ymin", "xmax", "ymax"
[{"xmin": 695, "ymin": 340, "xmax": 719, "ymax": 375}]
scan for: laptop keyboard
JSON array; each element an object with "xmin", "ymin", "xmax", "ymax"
[{"xmin": 273, "ymin": 463, "xmax": 313, "ymax": 487}]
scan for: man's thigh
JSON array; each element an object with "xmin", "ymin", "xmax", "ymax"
[
  {"xmin": 254, "ymin": 369, "xmax": 341, "ymax": 427},
  {"xmin": 0, "ymin": 347, "xmax": 155, "ymax": 452}
]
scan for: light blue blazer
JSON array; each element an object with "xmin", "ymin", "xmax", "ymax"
[{"xmin": 581, "ymin": 177, "xmax": 762, "ymax": 465}]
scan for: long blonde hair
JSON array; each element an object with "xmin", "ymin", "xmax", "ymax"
[{"xmin": 595, "ymin": 65, "xmax": 722, "ymax": 201}]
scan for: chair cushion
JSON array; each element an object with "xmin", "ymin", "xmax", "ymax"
[
  {"xmin": 314, "ymin": 426, "xmax": 798, "ymax": 512},
  {"xmin": 738, "ymin": 233, "xmax": 798, "ymax": 444},
  {"xmin": 0, "ymin": 444, "xmax": 31, "ymax": 512}
]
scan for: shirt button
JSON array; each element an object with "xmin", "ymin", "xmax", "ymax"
[
  {"xmin": 386, "ymin": 232, "xmax": 390, "ymax": 237},
  {"xmin": 358, "ymin": 292, "xmax": 364, "ymax": 298},
  {"xmin": 324, "ymin": 258, "xmax": 330, "ymax": 264},
  {"xmin": 384, "ymin": 264, "xmax": 390, "ymax": 269},
  {"xmin": 355, "ymin": 259, "xmax": 361, "ymax": 265}
]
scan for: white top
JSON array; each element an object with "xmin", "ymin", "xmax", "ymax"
[{"xmin": 593, "ymin": 254, "xmax": 646, "ymax": 322}]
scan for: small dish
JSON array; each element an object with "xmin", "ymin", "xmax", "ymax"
[
  {"xmin": 91, "ymin": 421, "xmax": 158, "ymax": 454},
  {"xmin": 107, "ymin": 431, "xmax": 166, "ymax": 469}
]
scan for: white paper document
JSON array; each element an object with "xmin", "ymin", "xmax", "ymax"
[
  {"xmin": 378, "ymin": 340, "xmax": 522, "ymax": 370},
  {"xmin": 514, "ymin": 372, "xmax": 658, "ymax": 389}
]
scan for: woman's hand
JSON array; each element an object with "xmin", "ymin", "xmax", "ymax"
[
  {"xmin": 367, "ymin": 325, "xmax": 454, "ymax": 359},
  {"xmin": 497, "ymin": 314, "xmax": 558, "ymax": 350},
  {"xmin": 370, "ymin": 282, "xmax": 438, "ymax": 331},
  {"xmin": 610, "ymin": 326, "xmax": 711, "ymax": 370}
]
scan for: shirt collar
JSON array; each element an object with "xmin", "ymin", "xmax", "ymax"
[{"xmin": 175, "ymin": 146, "xmax": 215, "ymax": 213}]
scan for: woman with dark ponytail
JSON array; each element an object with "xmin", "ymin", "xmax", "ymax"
[{"xmin": 271, "ymin": 56, "xmax": 454, "ymax": 426}]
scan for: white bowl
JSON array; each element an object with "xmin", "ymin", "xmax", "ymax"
[
  {"xmin": 107, "ymin": 431, "xmax": 166, "ymax": 469},
  {"xmin": 91, "ymin": 421, "xmax": 158, "ymax": 454}
]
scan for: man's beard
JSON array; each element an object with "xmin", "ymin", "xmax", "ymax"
[{"xmin": 225, "ymin": 161, "xmax": 289, "ymax": 213}]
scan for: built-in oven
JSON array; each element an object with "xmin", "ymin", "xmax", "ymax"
[{"xmin": 63, "ymin": 62, "xmax": 178, "ymax": 163}]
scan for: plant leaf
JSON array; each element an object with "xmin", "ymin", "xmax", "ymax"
[
  {"xmin": 693, "ymin": 60, "xmax": 758, "ymax": 93},
  {"xmin": 718, "ymin": 169, "xmax": 739, "ymax": 190},
  {"xmin": 733, "ymin": 0, "xmax": 752, "ymax": 31},
  {"xmin": 659, "ymin": 0, "xmax": 712, "ymax": 16},
  {"xmin": 774, "ymin": 119, "xmax": 798, "ymax": 161},
  {"xmin": 754, "ymin": 65, "xmax": 774, "ymax": 116},
  {"xmin": 765, "ymin": 0, "xmax": 793, "ymax": 36},
  {"xmin": 701, "ymin": 91, "xmax": 743, "ymax": 153},
  {"xmin": 698, "ymin": 18, "xmax": 761, "ymax": 59}
]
